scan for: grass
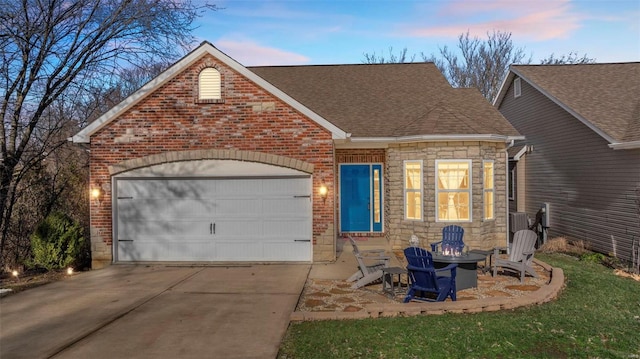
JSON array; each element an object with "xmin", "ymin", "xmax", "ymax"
[{"xmin": 278, "ymin": 253, "xmax": 640, "ymax": 359}]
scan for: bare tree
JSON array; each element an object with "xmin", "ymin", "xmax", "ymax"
[
  {"xmin": 539, "ymin": 52, "xmax": 596, "ymax": 65},
  {"xmin": 0, "ymin": 0, "xmax": 216, "ymax": 267},
  {"xmin": 363, "ymin": 47, "xmax": 415, "ymax": 64},
  {"xmin": 363, "ymin": 31, "xmax": 597, "ymax": 103},
  {"xmin": 421, "ymin": 31, "xmax": 531, "ymax": 102}
]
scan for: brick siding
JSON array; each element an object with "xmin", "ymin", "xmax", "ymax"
[{"xmin": 88, "ymin": 54, "xmax": 335, "ymax": 267}]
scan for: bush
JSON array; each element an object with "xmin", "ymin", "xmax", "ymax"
[
  {"xmin": 29, "ymin": 211, "xmax": 85, "ymax": 271},
  {"xmin": 579, "ymin": 252, "xmax": 606, "ymax": 264}
]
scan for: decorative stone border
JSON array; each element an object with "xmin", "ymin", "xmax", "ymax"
[{"xmin": 290, "ymin": 259, "xmax": 564, "ymax": 321}]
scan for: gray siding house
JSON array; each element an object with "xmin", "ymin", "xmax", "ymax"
[{"xmin": 494, "ymin": 63, "xmax": 640, "ymax": 262}]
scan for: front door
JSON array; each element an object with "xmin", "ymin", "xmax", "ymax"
[{"xmin": 340, "ymin": 164, "xmax": 383, "ymax": 232}]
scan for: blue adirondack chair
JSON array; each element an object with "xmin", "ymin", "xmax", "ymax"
[
  {"xmin": 430, "ymin": 225, "xmax": 465, "ymax": 255},
  {"xmin": 403, "ymin": 247, "xmax": 457, "ymax": 302},
  {"xmin": 404, "ymin": 246, "xmax": 433, "ymax": 267}
]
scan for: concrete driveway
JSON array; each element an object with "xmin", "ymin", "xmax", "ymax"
[{"xmin": 0, "ymin": 264, "xmax": 310, "ymax": 359}]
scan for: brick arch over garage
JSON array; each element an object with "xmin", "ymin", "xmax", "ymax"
[{"xmin": 108, "ymin": 149, "xmax": 315, "ymax": 176}]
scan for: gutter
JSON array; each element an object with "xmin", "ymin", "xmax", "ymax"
[
  {"xmin": 609, "ymin": 141, "xmax": 640, "ymax": 150},
  {"xmin": 346, "ymin": 134, "xmax": 525, "ymax": 144}
]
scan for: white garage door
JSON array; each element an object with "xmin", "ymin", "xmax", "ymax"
[{"xmin": 115, "ymin": 177, "xmax": 312, "ymax": 262}]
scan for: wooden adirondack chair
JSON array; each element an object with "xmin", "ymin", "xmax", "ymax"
[
  {"xmin": 346, "ymin": 236, "xmax": 390, "ymax": 289},
  {"xmin": 430, "ymin": 225, "xmax": 466, "ymax": 255},
  {"xmin": 492, "ymin": 229, "xmax": 538, "ymax": 282},
  {"xmin": 403, "ymin": 247, "xmax": 457, "ymax": 302}
]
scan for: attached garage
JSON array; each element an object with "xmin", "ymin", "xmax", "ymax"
[{"xmin": 113, "ymin": 160, "xmax": 313, "ymax": 262}]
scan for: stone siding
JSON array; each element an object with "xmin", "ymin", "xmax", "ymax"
[{"xmin": 385, "ymin": 142, "xmax": 508, "ymax": 250}]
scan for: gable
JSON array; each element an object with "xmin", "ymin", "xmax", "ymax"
[
  {"xmin": 72, "ymin": 42, "xmax": 347, "ymax": 143},
  {"xmin": 495, "ymin": 63, "xmax": 640, "ymax": 149}
]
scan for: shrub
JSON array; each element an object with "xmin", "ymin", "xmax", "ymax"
[
  {"xmin": 29, "ymin": 211, "xmax": 85, "ymax": 271},
  {"xmin": 579, "ymin": 252, "xmax": 606, "ymax": 264}
]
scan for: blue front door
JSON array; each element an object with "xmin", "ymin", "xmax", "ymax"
[{"xmin": 340, "ymin": 164, "xmax": 383, "ymax": 232}]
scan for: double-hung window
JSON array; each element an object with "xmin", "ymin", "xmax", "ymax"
[
  {"xmin": 436, "ymin": 160, "xmax": 471, "ymax": 222},
  {"xmin": 404, "ymin": 160, "xmax": 423, "ymax": 220},
  {"xmin": 483, "ymin": 160, "xmax": 495, "ymax": 220}
]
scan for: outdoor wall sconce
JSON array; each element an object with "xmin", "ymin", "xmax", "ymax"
[
  {"xmin": 90, "ymin": 185, "xmax": 103, "ymax": 204},
  {"xmin": 318, "ymin": 184, "xmax": 328, "ymax": 202}
]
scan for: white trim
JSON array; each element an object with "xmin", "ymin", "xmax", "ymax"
[
  {"xmin": 513, "ymin": 145, "xmax": 530, "ymax": 161},
  {"xmin": 403, "ymin": 160, "xmax": 423, "ymax": 221},
  {"xmin": 347, "ymin": 134, "xmax": 525, "ymax": 144},
  {"xmin": 71, "ymin": 42, "xmax": 347, "ymax": 143},
  {"xmin": 493, "ymin": 69, "xmax": 514, "ymax": 107},
  {"xmin": 609, "ymin": 141, "xmax": 640, "ymax": 150},
  {"xmin": 435, "ymin": 159, "xmax": 473, "ymax": 223},
  {"xmin": 513, "ymin": 78, "xmax": 522, "ymax": 98},
  {"xmin": 482, "ymin": 160, "xmax": 495, "ymax": 221}
]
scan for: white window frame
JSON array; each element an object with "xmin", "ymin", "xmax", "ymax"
[
  {"xmin": 198, "ymin": 67, "xmax": 222, "ymax": 101},
  {"xmin": 403, "ymin": 160, "xmax": 423, "ymax": 221},
  {"xmin": 483, "ymin": 160, "xmax": 495, "ymax": 221},
  {"xmin": 514, "ymin": 77, "xmax": 522, "ymax": 98},
  {"xmin": 435, "ymin": 159, "xmax": 472, "ymax": 223}
]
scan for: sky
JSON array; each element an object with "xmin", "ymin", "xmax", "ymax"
[{"xmin": 192, "ymin": 0, "xmax": 640, "ymax": 67}]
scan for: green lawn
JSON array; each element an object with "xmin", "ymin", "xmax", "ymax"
[{"xmin": 278, "ymin": 254, "xmax": 640, "ymax": 359}]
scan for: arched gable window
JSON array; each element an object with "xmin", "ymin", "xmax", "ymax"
[{"xmin": 198, "ymin": 68, "xmax": 222, "ymax": 101}]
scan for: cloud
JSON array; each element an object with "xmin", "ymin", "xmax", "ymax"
[
  {"xmin": 405, "ymin": 0, "xmax": 582, "ymax": 41},
  {"xmin": 214, "ymin": 39, "xmax": 311, "ymax": 66}
]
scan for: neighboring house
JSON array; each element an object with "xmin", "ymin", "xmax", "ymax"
[
  {"xmin": 494, "ymin": 63, "xmax": 640, "ymax": 262},
  {"xmin": 72, "ymin": 42, "xmax": 522, "ymax": 268}
]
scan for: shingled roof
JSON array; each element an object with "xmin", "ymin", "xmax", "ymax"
[
  {"xmin": 250, "ymin": 63, "xmax": 520, "ymax": 139},
  {"xmin": 73, "ymin": 42, "xmax": 520, "ymax": 144},
  {"xmin": 499, "ymin": 63, "xmax": 640, "ymax": 147}
]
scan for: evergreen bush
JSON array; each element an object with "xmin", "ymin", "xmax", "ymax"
[{"xmin": 29, "ymin": 211, "xmax": 85, "ymax": 271}]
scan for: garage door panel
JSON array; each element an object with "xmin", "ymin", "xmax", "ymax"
[
  {"xmin": 262, "ymin": 198, "xmax": 310, "ymax": 216},
  {"xmin": 263, "ymin": 242, "xmax": 311, "ymax": 261},
  {"xmin": 214, "ymin": 199, "xmax": 261, "ymax": 216},
  {"xmin": 119, "ymin": 180, "xmax": 217, "ymax": 200},
  {"xmin": 216, "ymin": 179, "xmax": 263, "ymax": 196},
  {"xmin": 262, "ymin": 220, "xmax": 310, "ymax": 239},
  {"xmin": 118, "ymin": 220, "xmax": 211, "ymax": 239},
  {"xmin": 262, "ymin": 178, "xmax": 309, "ymax": 195},
  {"xmin": 216, "ymin": 242, "xmax": 262, "ymax": 261},
  {"xmin": 119, "ymin": 199, "xmax": 215, "ymax": 220},
  {"xmin": 214, "ymin": 219, "xmax": 262, "ymax": 237},
  {"xmin": 119, "ymin": 241, "xmax": 215, "ymax": 261}
]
